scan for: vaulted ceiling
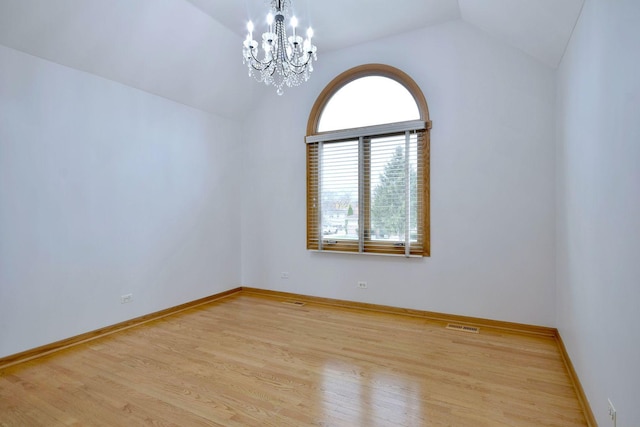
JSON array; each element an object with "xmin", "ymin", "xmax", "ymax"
[
  {"xmin": 0, "ymin": 0, "xmax": 583, "ymax": 118},
  {"xmin": 189, "ymin": 0, "xmax": 584, "ymax": 68}
]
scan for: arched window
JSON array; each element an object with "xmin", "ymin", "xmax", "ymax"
[{"xmin": 306, "ymin": 64, "xmax": 431, "ymax": 256}]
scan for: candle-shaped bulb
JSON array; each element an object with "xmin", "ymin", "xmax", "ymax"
[
  {"xmin": 290, "ymin": 16, "xmax": 298, "ymax": 29},
  {"xmin": 267, "ymin": 13, "xmax": 274, "ymax": 33},
  {"xmin": 247, "ymin": 21, "xmax": 254, "ymax": 39},
  {"xmin": 266, "ymin": 13, "xmax": 273, "ymax": 33},
  {"xmin": 306, "ymin": 27, "xmax": 314, "ymax": 40}
]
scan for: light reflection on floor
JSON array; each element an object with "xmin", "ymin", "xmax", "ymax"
[{"xmin": 321, "ymin": 360, "xmax": 423, "ymax": 426}]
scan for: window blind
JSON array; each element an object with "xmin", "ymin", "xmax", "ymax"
[{"xmin": 306, "ymin": 121, "xmax": 427, "ymax": 257}]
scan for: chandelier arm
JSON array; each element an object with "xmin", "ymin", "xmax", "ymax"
[
  {"xmin": 250, "ymin": 62, "xmax": 269, "ymax": 72},
  {"xmin": 246, "ymin": 46, "xmax": 275, "ymax": 70},
  {"xmin": 282, "ymin": 55, "xmax": 312, "ymax": 72}
]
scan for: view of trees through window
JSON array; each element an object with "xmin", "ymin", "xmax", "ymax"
[
  {"xmin": 321, "ymin": 135, "xmax": 418, "ymax": 243},
  {"xmin": 370, "ymin": 141, "xmax": 418, "ymax": 242}
]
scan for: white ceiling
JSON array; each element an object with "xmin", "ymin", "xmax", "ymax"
[
  {"xmin": 188, "ymin": 0, "xmax": 584, "ymax": 67},
  {"xmin": 0, "ymin": 0, "xmax": 257, "ymax": 118},
  {"xmin": 0, "ymin": 0, "xmax": 584, "ymax": 118},
  {"xmin": 459, "ymin": 0, "xmax": 584, "ymax": 67},
  {"xmin": 186, "ymin": 0, "xmax": 462, "ymax": 53}
]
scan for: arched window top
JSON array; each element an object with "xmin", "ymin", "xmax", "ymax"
[
  {"xmin": 318, "ymin": 76, "xmax": 419, "ymax": 132},
  {"xmin": 307, "ymin": 64, "xmax": 430, "ymax": 135}
]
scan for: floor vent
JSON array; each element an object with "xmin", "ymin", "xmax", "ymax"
[
  {"xmin": 282, "ymin": 301, "xmax": 306, "ymax": 307},
  {"xmin": 446, "ymin": 323, "xmax": 480, "ymax": 333}
]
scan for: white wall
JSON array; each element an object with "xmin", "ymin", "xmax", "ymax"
[
  {"xmin": 0, "ymin": 45, "xmax": 242, "ymax": 358},
  {"xmin": 556, "ymin": 0, "xmax": 640, "ymax": 425},
  {"xmin": 241, "ymin": 20, "xmax": 557, "ymax": 327}
]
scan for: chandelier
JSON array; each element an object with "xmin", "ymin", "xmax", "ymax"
[{"xmin": 242, "ymin": 0, "xmax": 318, "ymax": 95}]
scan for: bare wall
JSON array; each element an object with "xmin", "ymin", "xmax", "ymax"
[
  {"xmin": 0, "ymin": 45, "xmax": 242, "ymax": 358},
  {"xmin": 556, "ymin": 0, "xmax": 640, "ymax": 425}
]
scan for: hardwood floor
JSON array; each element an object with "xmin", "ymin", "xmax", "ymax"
[{"xmin": 0, "ymin": 293, "xmax": 587, "ymax": 426}]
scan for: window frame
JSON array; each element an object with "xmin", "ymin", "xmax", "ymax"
[{"xmin": 306, "ymin": 64, "xmax": 431, "ymax": 257}]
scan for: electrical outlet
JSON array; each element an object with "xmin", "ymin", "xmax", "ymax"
[
  {"xmin": 357, "ymin": 281, "xmax": 367, "ymax": 289},
  {"xmin": 608, "ymin": 398, "xmax": 616, "ymax": 426},
  {"xmin": 281, "ymin": 272, "xmax": 290, "ymax": 279},
  {"xmin": 120, "ymin": 293, "xmax": 133, "ymax": 304}
]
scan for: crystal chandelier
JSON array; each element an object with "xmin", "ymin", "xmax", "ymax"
[{"xmin": 242, "ymin": 0, "xmax": 318, "ymax": 95}]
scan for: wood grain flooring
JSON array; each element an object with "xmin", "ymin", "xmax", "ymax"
[{"xmin": 0, "ymin": 293, "xmax": 587, "ymax": 426}]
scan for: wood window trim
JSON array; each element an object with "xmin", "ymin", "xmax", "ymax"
[
  {"xmin": 306, "ymin": 64, "xmax": 431, "ymax": 256},
  {"xmin": 306, "ymin": 64, "xmax": 431, "ymax": 135}
]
